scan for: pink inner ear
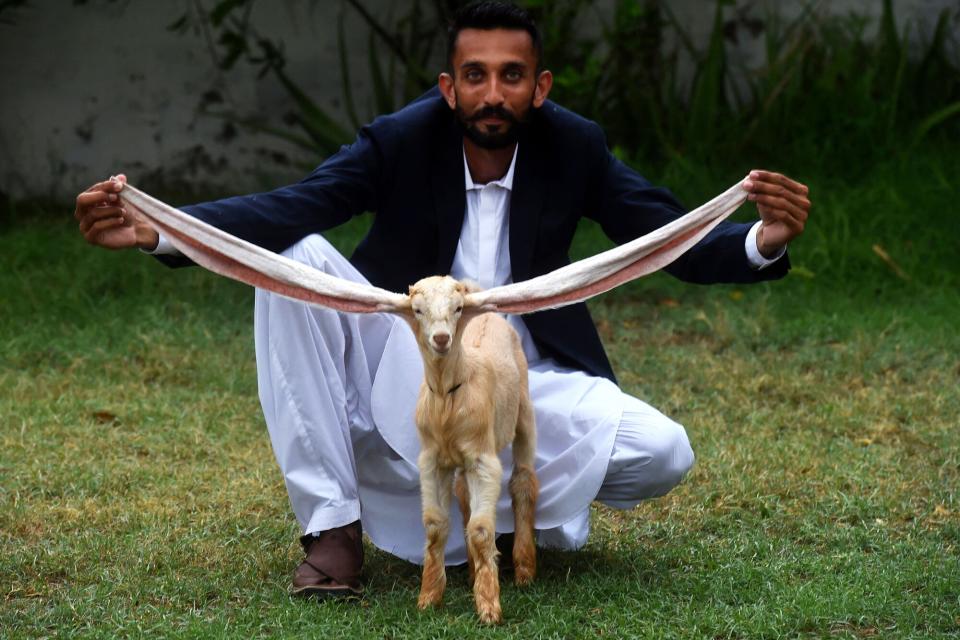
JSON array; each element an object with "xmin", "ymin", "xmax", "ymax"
[
  {"xmin": 155, "ymin": 220, "xmax": 383, "ymax": 314},
  {"xmin": 493, "ymin": 221, "xmax": 712, "ymax": 314}
]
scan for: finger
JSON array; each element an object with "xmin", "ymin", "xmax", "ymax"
[
  {"xmin": 745, "ymin": 180, "xmax": 811, "ymax": 212},
  {"xmin": 83, "ymin": 216, "xmax": 126, "ymax": 244},
  {"xmin": 755, "ymin": 193, "xmax": 808, "ymax": 222},
  {"xmin": 743, "ymin": 173, "xmax": 809, "ymax": 200},
  {"xmin": 75, "ymin": 178, "xmax": 125, "ymax": 220},
  {"xmin": 81, "ymin": 177, "xmax": 125, "ymax": 195},
  {"xmin": 755, "ymin": 197, "xmax": 807, "ymax": 231},
  {"xmin": 79, "ymin": 206, "xmax": 125, "ymax": 233},
  {"xmin": 748, "ymin": 170, "xmax": 809, "ymax": 196},
  {"xmin": 76, "ymin": 189, "xmax": 120, "ymax": 211},
  {"xmin": 116, "ymin": 196, "xmax": 145, "ymax": 216}
]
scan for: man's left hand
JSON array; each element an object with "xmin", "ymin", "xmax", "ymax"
[{"xmin": 742, "ymin": 170, "xmax": 811, "ymax": 259}]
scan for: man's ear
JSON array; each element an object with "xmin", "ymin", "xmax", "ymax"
[
  {"xmin": 533, "ymin": 69, "xmax": 553, "ymax": 108},
  {"xmin": 438, "ymin": 73, "xmax": 457, "ymax": 110}
]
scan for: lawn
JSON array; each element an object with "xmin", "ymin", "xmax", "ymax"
[{"xmin": 2, "ymin": 147, "xmax": 959, "ymax": 638}]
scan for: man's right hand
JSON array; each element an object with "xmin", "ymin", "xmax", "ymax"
[{"xmin": 74, "ymin": 174, "xmax": 159, "ymax": 251}]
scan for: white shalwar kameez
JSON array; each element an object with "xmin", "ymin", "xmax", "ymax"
[
  {"xmin": 253, "ymin": 146, "xmax": 697, "ymax": 565},
  {"xmin": 153, "ymin": 146, "xmax": 778, "ymax": 565}
]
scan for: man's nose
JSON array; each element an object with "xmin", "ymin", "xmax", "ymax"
[
  {"xmin": 433, "ymin": 332, "xmax": 450, "ymax": 348},
  {"xmin": 484, "ymin": 79, "xmax": 504, "ymax": 105}
]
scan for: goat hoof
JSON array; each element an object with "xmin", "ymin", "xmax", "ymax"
[
  {"xmin": 477, "ymin": 603, "xmax": 503, "ymax": 625},
  {"xmin": 417, "ymin": 591, "xmax": 443, "ymax": 610},
  {"xmin": 514, "ymin": 567, "xmax": 535, "ymax": 587}
]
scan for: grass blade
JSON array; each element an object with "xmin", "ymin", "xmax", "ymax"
[{"xmin": 912, "ymin": 100, "xmax": 960, "ymax": 144}]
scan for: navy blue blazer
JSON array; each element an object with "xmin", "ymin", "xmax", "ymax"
[{"xmin": 158, "ymin": 88, "xmax": 789, "ymax": 382}]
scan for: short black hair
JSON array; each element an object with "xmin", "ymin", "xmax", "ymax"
[{"xmin": 446, "ymin": 1, "xmax": 543, "ymax": 72}]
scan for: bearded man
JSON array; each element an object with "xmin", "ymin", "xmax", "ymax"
[{"xmin": 73, "ymin": 1, "xmax": 810, "ymax": 598}]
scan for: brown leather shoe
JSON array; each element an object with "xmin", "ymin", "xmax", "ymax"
[{"xmin": 292, "ymin": 520, "xmax": 364, "ymax": 598}]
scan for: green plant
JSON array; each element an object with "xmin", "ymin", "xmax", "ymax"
[
  {"xmin": 169, "ymin": 1, "xmax": 960, "ymax": 175},
  {"xmin": 549, "ymin": 0, "xmax": 960, "ymax": 173},
  {"xmin": 169, "ymin": 0, "xmax": 461, "ymax": 162}
]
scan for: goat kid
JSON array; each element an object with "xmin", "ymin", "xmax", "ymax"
[{"xmin": 401, "ymin": 276, "xmax": 538, "ymax": 625}]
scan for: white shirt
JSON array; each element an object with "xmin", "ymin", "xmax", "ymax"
[
  {"xmin": 447, "ymin": 146, "xmax": 543, "ymax": 361},
  {"xmin": 450, "ymin": 146, "xmax": 518, "ymax": 291}
]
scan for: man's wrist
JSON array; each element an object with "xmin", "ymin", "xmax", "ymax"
[
  {"xmin": 745, "ymin": 222, "xmax": 786, "ymax": 269},
  {"xmin": 135, "ymin": 224, "xmax": 159, "ymax": 252},
  {"xmin": 756, "ymin": 224, "xmax": 784, "ymax": 259}
]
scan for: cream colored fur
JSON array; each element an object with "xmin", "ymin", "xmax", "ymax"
[
  {"xmin": 119, "ymin": 180, "xmax": 747, "ymax": 316},
  {"xmin": 404, "ymin": 276, "xmax": 538, "ymax": 625}
]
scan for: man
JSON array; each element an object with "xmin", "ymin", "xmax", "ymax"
[{"xmin": 74, "ymin": 2, "xmax": 810, "ymax": 598}]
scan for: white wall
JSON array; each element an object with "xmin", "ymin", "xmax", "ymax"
[
  {"xmin": 0, "ymin": 1, "xmax": 386, "ymax": 200},
  {"xmin": 0, "ymin": 0, "xmax": 955, "ymax": 200}
]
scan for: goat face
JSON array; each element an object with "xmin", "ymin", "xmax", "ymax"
[{"xmin": 407, "ymin": 276, "xmax": 472, "ymax": 357}]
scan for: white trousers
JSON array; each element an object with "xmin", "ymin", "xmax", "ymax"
[{"xmin": 255, "ymin": 235, "xmax": 695, "ymax": 564}]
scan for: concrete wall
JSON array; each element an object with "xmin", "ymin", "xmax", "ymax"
[
  {"xmin": 1, "ymin": 0, "xmax": 955, "ymax": 201},
  {"xmin": 0, "ymin": 1, "xmax": 389, "ymax": 200}
]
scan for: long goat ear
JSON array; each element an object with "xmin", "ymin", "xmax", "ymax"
[
  {"xmin": 120, "ymin": 184, "xmax": 410, "ymax": 315},
  {"xmin": 121, "ymin": 179, "xmax": 748, "ymax": 319},
  {"xmin": 466, "ymin": 180, "xmax": 749, "ymax": 315}
]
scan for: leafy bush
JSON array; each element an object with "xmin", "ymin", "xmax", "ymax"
[{"xmin": 176, "ymin": 0, "xmax": 960, "ymax": 174}]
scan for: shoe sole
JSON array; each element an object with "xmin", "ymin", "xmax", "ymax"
[{"xmin": 291, "ymin": 584, "xmax": 364, "ymax": 600}]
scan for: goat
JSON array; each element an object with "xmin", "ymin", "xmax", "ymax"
[{"xmin": 404, "ymin": 275, "xmax": 537, "ymax": 624}]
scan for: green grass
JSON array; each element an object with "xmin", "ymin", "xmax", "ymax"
[{"xmin": 2, "ymin": 147, "xmax": 959, "ymax": 638}]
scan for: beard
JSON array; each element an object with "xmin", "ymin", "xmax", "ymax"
[{"xmin": 455, "ymin": 101, "xmax": 532, "ymax": 149}]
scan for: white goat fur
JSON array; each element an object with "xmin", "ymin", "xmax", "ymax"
[{"xmin": 405, "ymin": 275, "xmax": 538, "ymax": 625}]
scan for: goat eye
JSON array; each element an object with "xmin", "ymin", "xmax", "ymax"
[
  {"xmin": 455, "ymin": 306, "xmax": 463, "ymax": 313},
  {"xmin": 414, "ymin": 309, "xmax": 422, "ymax": 315}
]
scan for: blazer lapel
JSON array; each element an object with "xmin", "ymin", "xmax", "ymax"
[
  {"xmin": 432, "ymin": 119, "xmax": 467, "ymax": 276},
  {"xmin": 432, "ymin": 116, "xmax": 545, "ymax": 280},
  {"xmin": 508, "ymin": 127, "xmax": 545, "ymax": 283}
]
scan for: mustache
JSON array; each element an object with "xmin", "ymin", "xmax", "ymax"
[{"xmin": 467, "ymin": 105, "xmax": 517, "ymax": 123}]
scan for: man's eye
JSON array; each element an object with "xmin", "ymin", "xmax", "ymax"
[
  {"xmin": 466, "ymin": 70, "xmax": 483, "ymax": 82},
  {"xmin": 505, "ymin": 71, "xmax": 522, "ymax": 81}
]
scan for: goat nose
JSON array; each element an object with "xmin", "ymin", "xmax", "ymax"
[{"xmin": 433, "ymin": 333, "xmax": 450, "ymax": 348}]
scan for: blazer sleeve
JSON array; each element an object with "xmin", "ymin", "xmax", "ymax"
[
  {"xmin": 584, "ymin": 126, "xmax": 789, "ymax": 284},
  {"xmin": 153, "ymin": 125, "xmax": 385, "ymax": 269}
]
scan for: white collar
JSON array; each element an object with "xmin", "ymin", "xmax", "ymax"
[{"xmin": 462, "ymin": 144, "xmax": 519, "ymax": 192}]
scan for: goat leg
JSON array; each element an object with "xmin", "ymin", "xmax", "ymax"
[
  {"xmin": 510, "ymin": 389, "xmax": 538, "ymax": 585},
  {"xmin": 454, "ymin": 471, "xmax": 475, "ymax": 586},
  {"xmin": 465, "ymin": 454, "xmax": 503, "ymax": 624},
  {"xmin": 509, "ymin": 463, "xmax": 538, "ymax": 586},
  {"xmin": 417, "ymin": 455, "xmax": 452, "ymax": 609}
]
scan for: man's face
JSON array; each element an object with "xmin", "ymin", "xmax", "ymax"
[{"xmin": 439, "ymin": 28, "xmax": 552, "ymax": 149}]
